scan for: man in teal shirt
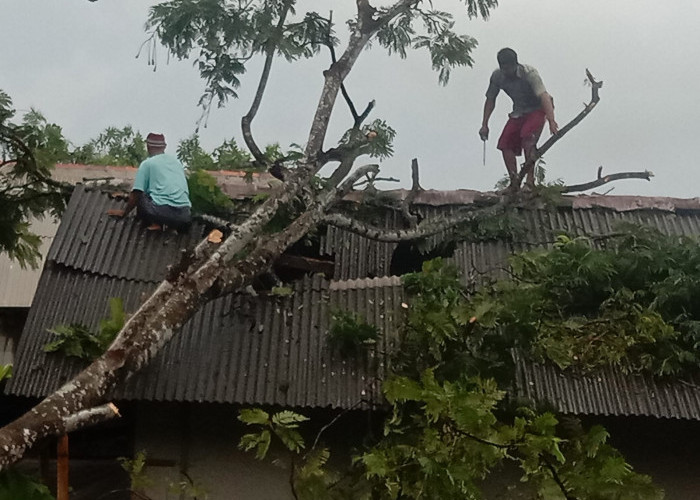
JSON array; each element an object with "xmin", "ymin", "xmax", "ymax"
[{"xmin": 108, "ymin": 133, "xmax": 191, "ymax": 230}]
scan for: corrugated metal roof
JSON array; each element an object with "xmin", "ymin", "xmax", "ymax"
[
  {"xmin": 0, "ymin": 216, "xmax": 58, "ymax": 307},
  {"xmin": 48, "ymin": 185, "xmax": 206, "ymax": 281},
  {"xmin": 326, "ymin": 206, "xmax": 700, "ymax": 281},
  {"xmin": 52, "ymin": 164, "xmax": 279, "ymax": 200},
  {"xmin": 514, "ymin": 352, "xmax": 700, "ymax": 420},
  {"xmin": 7, "ymin": 270, "xmax": 403, "ymax": 409},
  {"xmin": 119, "ymin": 273, "xmax": 403, "ymax": 408},
  {"xmin": 8, "ymin": 185, "xmax": 700, "ymax": 416},
  {"xmin": 343, "ymin": 189, "xmax": 700, "ymax": 211}
]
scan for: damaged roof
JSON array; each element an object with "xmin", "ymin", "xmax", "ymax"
[
  {"xmin": 6, "ymin": 185, "xmax": 700, "ymax": 417},
  {"xmin": 7, "ymin": 186, "xmax": 400, "ymax": 408}
]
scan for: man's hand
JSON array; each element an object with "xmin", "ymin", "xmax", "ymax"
[
  {"xmin": 107, "ymin": 209, "xmax": 125, "ymax": 218},
  {"xmin": 479, "ymin": 125, "xmax": 489, "ymax": 141},
  {"xmin": 548, "ymin": 120, "xmax": 559, "ymax": 136}
]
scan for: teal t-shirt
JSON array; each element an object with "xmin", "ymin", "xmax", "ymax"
[{"xmin": 133, "ymin": 153, "xmax": 191, "ymax": 207}]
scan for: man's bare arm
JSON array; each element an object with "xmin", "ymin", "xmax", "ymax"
[
  {"xmin": 540, "ymin": 92, "xmax": 558, "ymax": 135},
  {"xmin": 479, "ymin": 97, "xmax": 496, "ymax": 139}
]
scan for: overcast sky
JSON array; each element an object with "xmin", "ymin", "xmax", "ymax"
[{"xmin": 2, "ymin": 0, "xmax": 698, "ymax": 197}]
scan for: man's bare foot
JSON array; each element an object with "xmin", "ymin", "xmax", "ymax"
[{"xmin": 146, "ymin": 223, "xmax": 162, "ymax": 231}]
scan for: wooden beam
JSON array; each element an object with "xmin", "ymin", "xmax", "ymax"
[
  {"xmin": 275, "ymin": 254, "xmax": 335, "ymax": 276},
  {"xmin": 57, "ymin": 434, "xmax": 69, "ymax": 500}
]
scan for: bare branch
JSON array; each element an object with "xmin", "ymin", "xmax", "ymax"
[
  {"xmin": 518, "ymin": 70, "xmax": 603, "ymax": 186},
  {"xmin": 541, "ymin": 455, "xmax": 579, "ymax": 500},
  {"xmin": 64, "ymin": 403, "xmax": 121, "ymax": 433},
  {"xmin": 324, "ymin": 200, "xmax": 505, "ymax": 242},
  {"xmin": 325, "ymin": 12, "xmax": 376, "ymax": 129},
  {"xmin": 563, "ymin": 168, "xmax": 653, "ymax": 193},
  {"xmin": 216, "ymin": 164, "xmax": 380, "ymax": 294},
  {"xmin": 400, "ymin": 158, "xmax": 423, "ymax": 227},
  {"xmin": 241, "ymin": 1, "xmax": 293, "ymax": 164}
]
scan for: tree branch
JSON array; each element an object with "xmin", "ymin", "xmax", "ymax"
[
  {"xmin": 241, "ymin": 0, "xmax": 293, "ymax": 164},
  {"xmin": 541, "ymin": 455, "xmax": 578, "ymax": 500},
  {"xmin": 324, "ymin": 200, "xmax": 505, "ymax": 242},
  {"xmin": 562, "ymin": 168, "xmax": 653, "ymax": 193},
  {"xmin": 400, "ymin": 158, "xmax": 422, "ymax": 227},
  {"xmin": 518, "ymin": 69, "xmax": 603, "ymax": 186},
  {"xmin": 216, "ymin": 164, "xmax": 380, "ymax": 294},
  {"xmin": 64, "ymin": 403, "xmax": 121, "ymax": 433},
  {"xmin": 325, "ymin": 11, "xmax": 376, "ymax": 129}
]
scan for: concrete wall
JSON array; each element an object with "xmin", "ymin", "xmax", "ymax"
[
  {"xmin": 593, "ymin": 415, "xmax": 700, "ymax": 500},
  {"xmin": 134, "ymin": 402, "xmax": 294, "ymax": 500},
  {"xmin": 133, "ymin": 402, "xmax": 700, "ymax": 500}
]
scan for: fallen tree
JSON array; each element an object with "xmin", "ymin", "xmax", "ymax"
[{"xmin": 0, "ymin": 0, "xmax": 652, "ymax": 476}]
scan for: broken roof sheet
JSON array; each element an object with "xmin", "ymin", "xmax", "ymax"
[
  {"xmin": 325, "ymin": 203, "xmax": 700, "ymax": 281},
  {"xmin": 7, "ymin": 185, "xmax": 700, "ymax": 416},
  {"xmin": 7, "ymin": 186, "xmax": 404, "ymax": 408}
]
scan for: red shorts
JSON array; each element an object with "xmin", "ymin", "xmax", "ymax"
[{"xmin": 497, "ymin": 109, "xmax": 546, "ymax": 156}]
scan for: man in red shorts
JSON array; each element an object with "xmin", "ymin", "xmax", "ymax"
[{"xmin": 479, "ymin": 48, "xmax": 558, "ymax": 191}]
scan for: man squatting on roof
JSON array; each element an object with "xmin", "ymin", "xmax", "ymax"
[
  {"xmin": 107, "ymin": 132, "xmax": 192, "ymax": 231},
  {"xmin": 479, "ymin": 48, "xmax": 559, "ymax": 191}
]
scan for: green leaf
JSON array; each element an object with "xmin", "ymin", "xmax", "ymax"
[
  {"xmin": 271, "ymin": 410, "xmax": 309, "ymax": 428},
  {"xmin": 383, "ymin": 376, "xmax": 423, "ymax": 403},
  {"xmin": 0, "ymin": 364, "xmax": 11, "ymax": 381},
  {"xmin": 238, "ymin": 429, "xmax": 271, "ymax": 460},
  {"xmin": 0, "ymin": 468, "xmax": 55, "ymax": 500},
  {"xmin": 272, "ymin": 426, "xmax": 305, "ymax": 453},
  {"xmin": 238, "ymin": 408, "xmax": 270, "ymax": 426}
]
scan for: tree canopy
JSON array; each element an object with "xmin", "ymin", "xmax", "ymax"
[
  {"xmin": 0, "ymin": 93, "xmax": 67, "ymax": 267},
  {"xmin": 0, "ymin": 4, "xmax": 675, "ymax": 500}
]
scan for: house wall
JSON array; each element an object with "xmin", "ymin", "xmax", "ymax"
[
  {"xmin": 134, "ymin": 403, "xmax": 700, "ymax": 500},
  {"xmin": 591, "ymin": 416, "xmax": 700, "ymax": 500},
  {"xmin": 134, "ymin": 402, "xmax": 294, "ymax": 500}
]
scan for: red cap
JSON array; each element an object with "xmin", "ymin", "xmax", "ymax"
[{"xmin": 146, "ymin": 133, "xmax": 166, "ymax": 147}]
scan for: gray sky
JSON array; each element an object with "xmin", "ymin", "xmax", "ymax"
[{"xmin": 2, "ymin": 0, "xmax": 698, "ymax": 197}]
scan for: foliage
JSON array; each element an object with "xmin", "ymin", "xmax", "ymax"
[
  {"xmin": 147, "ymin": 0, "xmax": 496, "ymax": 121},
  {"xmin": 177, "ymin": 134, "xmax": 217, "ymax": 171},
  {"xmin": 147, "ymin": 0, "xmax": 334, "ymax": 117},
  {"xmin": 168, "ymin": 476, "xmax": 209, "ymax": 499},
  {"xmin": 360, "ymin": 370, "xmax": 661, "ymax": 500},
  {"xmin": 177, "ymin": 134, "xmax": 297, "ymax": 216},
  {"xmin": 327, "ymin": 310, "xmax": 379, "ymax": 359},
  {"xmin": 119, "ymin": 450, "xmax": 209, "ymax": 499},
  {"xmin": 451, "ymin": 208, "xmax": 527, "ymax": 244},
  {"xmin": 338, "ymin": 119, "xmax": 397, "ymax": 161},
  {"xmin": 270, "ymin": 285, "xmax": 294, "ymax": 297},
  {"xmin": 238, "ymin": 408, "xmax": 309, "ymax": 458},
  {"xmin": 236, "ymin": 255, "xmax": 662, "ymax": 499},
  {"xmin": 355, "ymin": 259, "xmax": 662, "ymax": 499},
  {"xmin": 186, "ymin": 168, "xmax": 234, "ymax": 216},
  {"xmin": 20, "ymin": 109, "xmax": 72, "ymax": 166},
  {"xmin": 237, "ymin": 408, "xmax": 340, "ymax": 498},
  {"xmin": 0, "ymin": 91, "xmax": 66, "ymax": 267},
  {"xmin": 397, "ymin": 258, "xmax": 492, "ymax": 380},
  {"xmin": 118, "ymin": 450, "xmax": 153, "ymax": 491},
  {"xmin": 471, "ymin": 226, "xmax": 700, "ymax": 376},
  {"xmin": 0, "ymin": 469, "xmax": 54, "ymax": 500},
  {"xmin": 0, "ymin": 364, "xmax": 12, "ymax": 382},
  {"xmin": 71, "ymin": 125, "xmax": 147, "ymax": 166},
  {"xmin": 44, "ymin": 297, "xmax": 127, "ymax": 360}
]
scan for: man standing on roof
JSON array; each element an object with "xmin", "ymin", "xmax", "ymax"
[
  {"xmin": 107, "ymin": 132, "xmax": 192, "ymax": 230},
  {"xmin": 479, "ymin": 48, "xmax": 558, "ymax": 191}
]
